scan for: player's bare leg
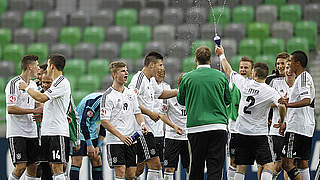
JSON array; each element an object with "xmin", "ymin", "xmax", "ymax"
[
  {"xmin": 51, "ymin": 163, "xmax": 66, "ymax": 180},
  {"xmin": 126, "ymin": 167, "xmax": 137, "ymax": 180},
  {"xmin": 261, "ymin": 162, "xmax": 275, "ymax": 180},
  {"xmin": 164, "ymin": 167, "xmax": 175, "ymax": 180},
  {"xmin": 9, "ymin": 162, "xmax": 27, "ymax": 180},
  {"xmin": 282, "ymin": 158, "xmax": 302, "ymax": 180},
  {"xmin": 296, "ymin": 159, "xmax": 309, "ymax": 180}
]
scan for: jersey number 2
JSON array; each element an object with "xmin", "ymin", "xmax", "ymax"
[{"xmin": 243, "ymin": 96, "xmax": 255, "ymax": 114}]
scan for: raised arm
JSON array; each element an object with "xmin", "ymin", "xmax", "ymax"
[{"xmin": 215, "ymin": 45, "xmax": 233, "ymax": 77}]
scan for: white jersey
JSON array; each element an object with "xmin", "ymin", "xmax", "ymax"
[
  {"xmin": 128, "ymin": 71, "xmax": 163, "ymax": 133},
  {"xmin": 161, "ymin": 95, "xmax": 188, "ymax": 140},
  {"xmin": 286, "ymin": 71, "xmax": 315, "ymax": 137},
  {"xmin": 152, "ymin": 82, "xmax": 170, "ymax": 137},
  {"xmin": 230, "ymin": 71, "xmax": 281, "ymax": 136},
  {"xmin": 269, "ymin": 77, "xmax": 289, "ymax": 136},
  {"xmin": 100, "ymin": 87, "xmax": 141, "ymax": 144},
  {"xmin": 5, "ymin": 76, "xmax": 38, "ymax": 138},
  {"xmin": 42, "ymin": 76, "xmax": 71, "ymax": 137}
]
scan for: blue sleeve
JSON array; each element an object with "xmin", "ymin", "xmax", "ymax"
[{"xmin": 80, "ymin": 96, "xmax": 102, "ymax": 140}]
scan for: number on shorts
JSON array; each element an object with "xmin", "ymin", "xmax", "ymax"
[
  {"xmin": 52, "ymin": 150, "xmax": 61, "ymax": 160},
  {"xmin": 243, "ymin": 96, "xmax": 255, "ymax": 114},
  {"xmin": 181, "ymin": 109, "xmax": 187, "ymax": 116}
]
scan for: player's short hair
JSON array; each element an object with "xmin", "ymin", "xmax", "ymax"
[
  {"xmin": 254, "ymin": 62, "xmax": 269, "ymax": 79},
  {"xmin": 177, "ymin": 73, "xmax": 184, "ymax": 86},
  {"xmin": 144, "ymin": 51, "xmax": 163, "ymax": 67},
  {"xmin": 48, "ymin": 54, "xmax": 66, "ymax": 71},
  {"xmin": 109, "ymin": 61, "xmax": 127, "ymax": 73},
  {"xmin": 39, "ymin": 64, "xmax": 48, "ymax": 71},
  {"xmin": 291, "ymin": 50, "xmax": 308, "ymax": 68},
  {"xmin": 21, "ymin": 55, "xmax": 39, "ymax": 71},
  {"xmin": 240, "ymin": 56, "xmax": 254, "ymax": 69},
  {"xmin": 275, "ymin": 52, "xmax": 290, "ymax": 66},
  {"xmin": 195, "ymin": 46, "xmax": 211, "ymax": 65}
]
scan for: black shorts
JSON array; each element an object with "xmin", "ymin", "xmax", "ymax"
[
  {"xmin": 136, "ymin": 132, "xmax": 158, "ymax": 163},
  {"xmin": 272, "ymin": 135, "xmax": 285, "ymax": 161},
  {"xmin": 8, "ymin": 137, "xmax": 40, "ymax": 165},
  {"xmin": 71, "ymin": 138, "xmax": 99, "ymax": 156},
  {"xmin": 106, "ymin": 143, "xmax": 137, "ymax": 168},
  {"xmin": 281, "ymin": 132, "xmax": 312, "ymax": 160},
  {"xmin": 154, "ymin": 136, "xmax": 164, "ymax": 162},
  {"xmin": 235, "ymin": 134, "xmax": 275, "ymax": 165},
  {"xmin": 228, "ymin": 133, "xmax": 238, "ymax": 158},
  {"xmin": 40, "ymin": 136, "xmax": 70, "ymax": 163},
  {"xmin": 164, "ymin": 138, "xmax": 189, "ymax": 169}
]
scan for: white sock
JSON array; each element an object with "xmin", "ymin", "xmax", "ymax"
[
  {"xmin": 148, "ymin": 169, "xmax": 161, "ymax": 180},
  {"xmin": 227, "ymin": 166, "xmax": 236, "ymax": 180},
  {"xmin": 163, "ymin": 172, "xmax": 174, "ymax": 180},
  {"xmin": 159, "ymin": 169, "xmax": 163, "ymax": 179},
  {"xmin": 24, "ymin": 174, "xmax": 37, "ymax": 180},
  {"xmin": 53, "ymin": 173, "xmax": 66, "ymax": 180},
  {"xmin": 115, "ymin": 177, "xmax": 125, "ymax": 180},
  {"xmin": 8, "ymin": 172, "xmax": 20, "ymax": 180},
  {"xmin": 234, "ymin": 172, "xmax": 245, "ymax": 180},
  {"xmin": 299, "ymin": 168, "xmax": 310, "ymax": 180},
  {"xmin": 261, "ymin": 169, "xmax": 273, "ymax": 180}
]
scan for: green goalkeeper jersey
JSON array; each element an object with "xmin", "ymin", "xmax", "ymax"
[
  {"xmin": 177, "ymin": 66, "xmax": 231, "ymax": 128},
  {"xmin": 227, "ymin": 84, "xmax": 241, "ymax": 121}
]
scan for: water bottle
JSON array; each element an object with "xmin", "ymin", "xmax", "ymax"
[
  {"xmin": 213, "ymin": 34, "xmax": 221, "ymax": 47},
  {"xmin": 131, "ymin": 131, "xmax": 143, "ymax": 142}
]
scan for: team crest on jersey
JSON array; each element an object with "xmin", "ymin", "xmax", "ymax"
[
  {"xmin": 133, "ymin": 88, "xmax": 139, "ymax": 95},
  {"xmin": 87, "ymin": 110, "xmax": 94, "ymax": 117},
  {"xmin": 150, "ymin": 149, "xmax": 156, "ymax": 155},
  {"xmin": 100, "ymin": 108, "xmax": 107, "ymax": 117},
  {"xmin": 16, "ymin": 153, "xmax": 21, "ymax": 160},
  {"xmin": 9, "ymin": 95, "xmax": 17, "ymax": 103},
  {"xmin": 127, "ymin": 94, "xmax": 133, "ymax": 101},
  {"xmin": 113, "ymin": 157, "xmax": 118, "ymax": 163},
  {"xmin": 161, "ymin": 105, "xmax": 167, "ymax": 112},
  {"xmin": 164, "ymin": 160, "xmax": 168, "ymax": 166}
]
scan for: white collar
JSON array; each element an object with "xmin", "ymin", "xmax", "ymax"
[{"xmin": 197, "ymin": 64, "xmax": 211, "ymax": 69}]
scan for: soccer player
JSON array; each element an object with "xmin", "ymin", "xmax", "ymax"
[
  {"xmin": 177, "ymin": 46, "xmax": 231, "ymax": 180},
  {"xmin": 265, "ymin": 52, "xmax": 288, "ymax": 85},
  {"xmin": 227, "ymin": 56, "xmax": 253, "ymax": 180},
  {"xmin": 19, "ymin": 54, "xmax": 71, "ymax": 180},
  {"xmin": 6, "ymin": 55, "xmax": 42, "ymax": 180},
  {"xmin": 216, "ymin": 45, "xmax": 286, "ymax": 180},
  {"xmin": 277, "ymin": 50, "xmax": 315, "ymax": 180},
  {"xmin": 161, "ymin": 73, "xmax": 189, "ymax": 180},
  {"xmin": 128, "ymin": 51, "xmax": 179, "ymax": 179},
  {"xmin": 268, "ymin": 58, "xmax": 294, "ymax": 180},
  {"xmin": 70, "ymin": 92, "xmax": 106, "ymax": 180},
  {"xmin": 100, "ymin": 61, "xmax": 148, "ymax": 180}
]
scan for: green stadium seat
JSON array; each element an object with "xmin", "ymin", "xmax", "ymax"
[
  {"xmin": 23, "ymin": 10, "xmax": 44, "ymax": 31},
  {"xmin": 125, "ymin": 74, "xmax": 134, "ymax": 87},
  {"xmin": 115, "ymin": 9, "xmax": 138, "ymax": 28},
  {"xmin": 230, "ymin": 56, "xmax": 242, "ymax": 72},
  {"xmin": 83, "ymin": 26, "xmax": 105, "ymax": 47},
  {"xmin": 232, "ymin": 6, "xmax": 254, "ymax": 29},
  {"xmin": 0, "ymin": 77, "xmax": 5, "ymax": 92},
  {"xmin": 60, "ymin": 27, "xmax": 82, "ymax": 47},
  {"xmin": 287, "ymin": 37, "xmax": 309, "ymax": 57},
  {"xmin": 64, "ymin": 59, "xmax": 86, "ymax": 78},
  {"xmin": 0, "ymin": 0, "xmax": 8, "ymax": 17},
  {"xmin": 262, "ymin": 38, "xmax": 285, "ymax": 57},
  {"xmin": 129, "ymin": 25, "xmax": 152, "ymax": 46},
  {"xmin": 64, "ymin": 75, "xmax": 77, "ymax": 92},
  {"xmin": 0, "ymin": 28, "xmax": 11, "ymax": 47},
  {"xmin": 264, "ymin": 0, "xmax": 286, "ymax": 10},
  {"xmin": 209, "ymin": 7, "xmax": 231, "ymax": 28},
  {"xmin": 280, "ymin": 4, "xmax": 302, "ymax": 25},
  {"xmin": 248, "ymin": 23, "xmax": 269, "ymax": 43},
  {"xmin": 77, "ymin": 75, "xmax": 101, "ymax": 92},
  {"xmin": 73, "ymin": 90, "xmax": 90, "ymax": 106},
  {"xmin": 0, "ymin": 109, "xmax": 5, "ymax": 120},
  {"xmin": 255, "ymin": 55, "xmax": 274, "ymax": 74},
  {"xmin": 0, "ymin": 92, "xmax": 5, "ymax": 109},
  {"xmin": 182, "ymin": 56, "xmax": 196, "ymax": 72},
  {"xmin": 191, "ymin": 40, "xmax": 214, "ymax": 55},
  {"xmin": 239, "ymin": 39, "xmax": 261, "ymax": 58},
  {"xmin": 88, "ymin": 59, "xmax": 110, "ymax": 82},
  {"xmin": 26, "ymin": 43, "xmax": 48, "ymax": 64},
  {"xmin": 295, "ymin": 21, "xmax": 317, "ymax": 50},
  {"xmin": 3, "ymin": 44, "xmax": 25, "ymax": 64},
  {"xmin": 120, "ymin": 42, "xmax": 144, "ymax": 62}
]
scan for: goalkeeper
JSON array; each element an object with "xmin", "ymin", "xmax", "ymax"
[{"xmin": 69, "ymin": 92, "xmax": 106, "ymax": 180}]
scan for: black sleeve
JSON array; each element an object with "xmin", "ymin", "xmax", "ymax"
[{"xmin": 98, "ymin": 124, "xmax": 106, "ymax": 137}]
